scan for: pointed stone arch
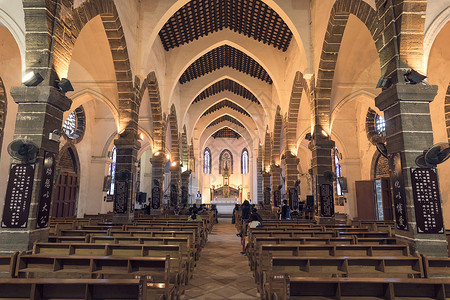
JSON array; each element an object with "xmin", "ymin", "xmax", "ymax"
[
  {"xmin": 446, "ymin": 84, "xmax": 450, "ymax": 143},
  {"xmin": 315, "ymin": 0, "xmax": 381, "ymax": 130},
  {"xmin": 145, "ymin": 72, "xmax": 164, "ymax": 152},
  {"xmin": 272, "ymin": 106, "xmax": 283, "ymax": 164},
  {"xmin": 168, "ymin": 104, "xmax": 180, "ymax": 164},
  {"xmin": 286, "ymin": 71, "xmax": 308, "ymax": 153}
]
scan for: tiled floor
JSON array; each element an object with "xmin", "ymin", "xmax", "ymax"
[{"xmin": 181, "ymin": 218, "xmax": 258, "ymax": 299}]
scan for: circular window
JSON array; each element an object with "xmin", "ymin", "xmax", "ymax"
[{"xmin": 62, "ymin": 106, "xmax": 85, "ymax": 142}]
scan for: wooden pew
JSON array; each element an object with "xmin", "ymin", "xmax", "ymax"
[
  {"xmin": 0, "ymin": 278, "xmax": 159, "ymax": 300},
  {"xmin": 0, "ymin": 252, "xmax": 18, "ymax": 278},
  {"xmin": 423, "ymin": 255, "xmax": 450, "ymax": 278},
  {"xmin": 273, "ymin": 276, "xmax": 450, "ymax": 300},
  {"xmin": 32, "ymin": 242, "xmax": 186, "ymax": 295},
  {"xmin": 356, "ymin": 237, "xmax": 397, "ymax": 245},
  {"xmin": 263, "ymin": 255, "xmax": 424, "ymax": 299},
  {"xmin": 48, "ymin": 236, "xmax": 90, "ymax": 243},
  {"xmin": 253, "ymin": 244, "xmax": 410, "ymax": 293},
  {"xmin": 15, "ymin": 254, "xmax": 175, "ymax": 299}
]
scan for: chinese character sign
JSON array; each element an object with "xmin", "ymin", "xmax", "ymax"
[
  {"xmin": 36, "ymin": 152, "xmax": 56, "ymax": 228},
  {"xmin": 389, "ymin": 152, "xmax": 408, "ymax": 230},
  {"xmin": 319, "ymin": 184, "xmax": 334, "ymax": 217},
  {"xmin": 1, "ymin": 164, "xmax": 35, "ymax": 228},
  {"xmin": 114, "ymin": 180, "xmax": 128, "ymax": 214},
  {"xmin": 410, "ymin": 168, "xmax": 444, "ymax": 234},
  {"xmin": 152, "ymin": 186, "xmax": 161, "ymax": 209}
]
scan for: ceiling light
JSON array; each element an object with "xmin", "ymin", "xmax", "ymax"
[{"xmin": 321, "ymin": 130, "xmax": 328, "ymax": 137}]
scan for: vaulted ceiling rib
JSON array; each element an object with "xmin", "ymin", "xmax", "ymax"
[{"xmin": 207, "ymin": 115, "xmax": 245, "ymax": 128}]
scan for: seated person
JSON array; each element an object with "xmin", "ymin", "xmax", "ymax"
[{"xmin": 188, "ymin": 209, "xmax": 202, "ymax": 221}]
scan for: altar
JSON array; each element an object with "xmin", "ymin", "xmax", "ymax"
[
  {"xmin": 209, "ymin": 162, "xmax": 242, "ymax": 215},
  {"xmin": 210, "ymin": 198, "xmax": 240, "ymax": 214}
]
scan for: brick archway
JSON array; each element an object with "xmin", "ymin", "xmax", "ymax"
[{"xmin": 286, "ymin": 71, "xmax": 308, "ymax": 153}]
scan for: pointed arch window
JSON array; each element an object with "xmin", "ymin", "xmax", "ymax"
[
  {"xmin": 241, "ymin": 149, "xmax": 249, "ymax": 174},
  {"xmin": 204, "ymin": 148, "xmax": 211, "ymax": 174},
  {"xmin": 107, "ymin": 146, "xmax": 117, "ymax": 195}
]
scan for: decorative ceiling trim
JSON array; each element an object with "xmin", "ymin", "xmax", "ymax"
[
  {"xmin": 159, "ymin": 0, "xmax": 293, "ymax": 52},
  {"xmin": 193, "ymin": 79, "xmax": 261, "ymax": 105},
  {"xmin": 201, "ymin": 100, "xmax": 251, "ymax": 117},
  {"xmin": 179, "ymin": 45, "xmax": 272, "ymax": 84}
]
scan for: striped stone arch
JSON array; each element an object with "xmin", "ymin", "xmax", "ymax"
[
  {"xmin": 0, "ymin": 77, "xmax": 6, "ymax": 157},
  {"xmin": 272, "ymin": 106, "xmax": 283, "ymax": 165},
  {"xmin": 286, "ymin": 71, "xmax": 308, "ymax": 153},
  {"xmin": 263, "ymin": 128, "xmax": 271, "ymax": 170},
  {"xmin": 181, "ymin": 126, "xmax": 188, "ymax": 168},
  {"xmin": 446, "ymin": 84, "xmax": 450, "ymax": 143},
  {"xmin": 145, "ymin": 72, "xmax": 164, "ymax": 152},
  {"xmin": 168, "ymin": 104, "xmax": 180, "ymax": 164},
  {"xmin": 315, "ymin": 0, "xmax": 382, "ymax": 130}
]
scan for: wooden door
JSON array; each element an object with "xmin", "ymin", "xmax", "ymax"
[
  {"xmin": 355, "ymin": 180, "xmax": 376, "ymax": 220},
  {"xmin": 381, "ymin": 177, "xmax": 393, "ymax": 221},
  {"xmin": 52, "ymin": 172, "xmax": 78, "ymax": 218}
]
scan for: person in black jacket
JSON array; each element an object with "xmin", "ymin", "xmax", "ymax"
[{"xmin": 281, "ymin": 200, "xmax": 291, "ymax": 220}]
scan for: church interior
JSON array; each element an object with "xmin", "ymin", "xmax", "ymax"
[{"xmin": 0, "ymin": 0, "xmax": 450, "ymax": 299}]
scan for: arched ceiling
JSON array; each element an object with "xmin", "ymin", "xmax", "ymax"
[
  {"xmin": 207, "ymin": 115, "xmax": 244, "ymax": 129},
  {"xmin": 193, "ymin": 78, "xmax": 260, "ymax": 105},
  {"xmin": 158, "ymin": 0, "xmax": 293, "ymax": 52},
  {"xmin": 179, "ymin": 45, "xmax": 272, "ymax": 84},
  {"xmin": 212, "ymin": 127, "xmax": 241, "ymax": 139},
  {"xmin": 201, "ymin": 99, "xmax": 251, "ymax": 117}
]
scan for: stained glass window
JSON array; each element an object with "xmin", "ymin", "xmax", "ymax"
[
  {"xmin": 204, "ymin": 148, "xmax": 211, "ymax": 174},
  {"xmin": 242, "ymin": 149, "xmax": 249, "ymax": 174},
  {"xmin": 335, "ymin": 147, "xmax": 343, "ymax": 196},
  {"xmin": 107, "ymin": 146, "xmax": 117, "ymax": 195},
  {"xmin": 376, "ymin": 114, "xmax": 386, "ymax": 137},
  {"xmin": 62, "ymin": 111, "xmax": 76, "ymax": 136}
]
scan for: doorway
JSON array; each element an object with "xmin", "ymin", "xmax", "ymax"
[
  {"xmin": 52, "ymin": 147, "xmax": 79, "ymax": 218},
  {"xmin": 355, "ymin": 177, "xmax": 393, "ymax": 221}
]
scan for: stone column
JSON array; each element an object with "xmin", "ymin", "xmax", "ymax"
[
  {"xmin": 262, "ymin": 171, "xmax": 271, "ymax": 207},
  {"xmin": 375, "ymin": 82, "xmax": 447, "ymax": 257},
  {"xmin": 0, "ymin": 86, "xmax": 71, "ymax": 253},
  {"xmin": 112, "ymin": 134, "xmax": 140, "ymax": 224},
  {"xmin": 270, "ymin": 165, "xmax": 281, "ymax": 207},
  {"xmin": 169, "ymin": 164, "xmax": 181, "ymax": 207},
  {"xmin": 283, "ymin": 151, "xmax": 300, "ymax": 208},
  {"xmin": 256, "ymin": 152, "xmax": 263, "ymax": 204},
  {"xmin": 308, "ymin": 135, "xmax": 335, "ymax": 223},
  {"xmin": 150, "ymin": 153, "xmax": 165, "ymax": 211},
  {"xmin": 180, "ymin": 170, "xmax": 191, "ymax": 208}
]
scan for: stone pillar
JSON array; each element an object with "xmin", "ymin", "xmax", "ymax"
[
  {"xmin": 112, "ymin": 135, "xmax": 140, "ymax": 224},
  {"xmin": 180, "ymin": 170, "xmax": 191, "ymax": 208},
  {"xmin": 270, "ymin": 165, "xmax": 281, "ymax": 207},
  {"xmin": 283, "ymin": 151, "xmax": 300, "ymax": 208},
  {"xmin": 0, "ymin": 86, "xmax": 71, "ymax": 253},
  {"xmin": 169, "ymin": 164, "xmax": 181, "ymax": 207},
  {"xmin": 262, "ymin": 172, "xmax": 271, "ymax": 207},
  {"xmin": 376, "ymin": 83, "xmax": 447, "ymax": 257},
  {"xmin": 308, "ymin": 135, "xmax": 335, "ymax": 222},
  {"xmin": 150, "ymin": 153, "xmax": 165, "ymax": 210}
]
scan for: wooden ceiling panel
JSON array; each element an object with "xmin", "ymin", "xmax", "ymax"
[
  {"xmin": 193, "ymin": 79, "xmax": 260, "ymax": 104},
  {"xmin": 201, "ymin": 99, "xmax": 251, "ymax": 117},
  {"xmin": 207, "ymin": 115, "xmax": 245, "ymax": 128},
  {"xmin": 159, "ymin": 0, "xmax": 293, "ymax": 52},
  {"xmin": 180, "ymin": 45, "xmax": 272, "ymax": 84},
  {"xmin": 212, "ymin": 127, "xmax": 242, "ymax": 139}
]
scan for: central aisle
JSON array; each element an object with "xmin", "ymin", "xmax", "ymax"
[{"xmin": 181, "ymin": 218, "xmax": 258, "ymax": 299}]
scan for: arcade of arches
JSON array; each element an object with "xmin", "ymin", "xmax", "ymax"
[{"xmin": 0, "ymin": 0, "xmax": 449, "ymax": 259}]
